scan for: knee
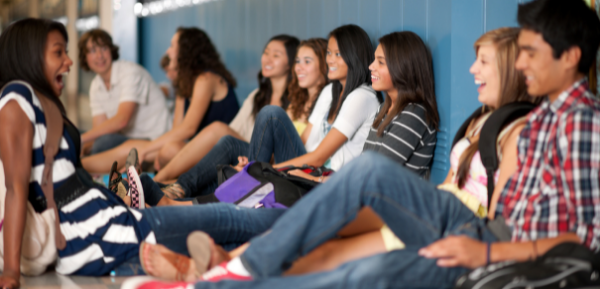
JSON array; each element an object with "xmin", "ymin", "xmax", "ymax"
[
  {"xmin": 256, "ymin": 105, "xmax": 287, "ymax": 123},
  {"xmin": 158, "ymin": 142, "xmax": 182, "ymax": 163},
  {"xmin": 215, "ymin": 135, "xmax": 238, "ymax": 147}
]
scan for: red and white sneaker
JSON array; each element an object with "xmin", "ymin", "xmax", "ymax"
[
  {"xmin": 199, "ymin": 261, "xmax": 253, "ymax": 282},
  {"xmin": 121, "ymin": 276, "xmax": 193, "ymax": 289},
  {"xmin": 127, "ymin": 166, "xmax": 145, "ymax": 209}
]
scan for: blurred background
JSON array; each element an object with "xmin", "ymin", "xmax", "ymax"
[{"xmin": 0, "ymin": 0, "xmax": 596, "ymax": 184}]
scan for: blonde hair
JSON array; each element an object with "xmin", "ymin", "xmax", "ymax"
[{"xmin": 456, "ymin": 27, "xmax": 541, "ymax": 189}]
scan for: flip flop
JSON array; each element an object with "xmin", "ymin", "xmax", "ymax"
[
  {"xmin": 108, "ymin": 161, "xmax": 123, "ymax": 195},
  {"xmin": 139, "ymin": 242, "xmax": 191, "ymax": 281},
  {"xmin": 186, "ymin": 231, "xmax": 212, "ymax": 274}
]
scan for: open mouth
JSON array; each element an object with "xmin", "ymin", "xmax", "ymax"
[
  {"xmin": 475, "ymin": 79, "xmax": 486, "ymax": 91},
  {"xmin": 264, "ymin": 65, "xmax": 273, "ymax": 70},
  {"xmin": 371, "ymin": 75, "xmax": 380, "ymax": 81},
  {"xmin": 56, "ymin": 72, "xmax": 68, "ymax": 89},
  {"xmin": 329, "ymin": 67, "xmax": 337, "ymax": 72}
]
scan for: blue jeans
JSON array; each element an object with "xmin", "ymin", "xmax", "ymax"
[
  {"xmin": 112, "ymin": 203, "xmax": 286, "ymax": 275},
  {"xmin": 193, "ymin": 152, "xmax": 498, "ymax": 289},
  {"xmin": 91, "ymin": 133, "xmax": 130, "ymax": 154},
  {"xmin": 173, "ymin": 105, "xmax": 306, "ymax": 199}
]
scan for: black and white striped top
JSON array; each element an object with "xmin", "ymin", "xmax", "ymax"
[{"xmin": 363, "ymin": 103, "xmax": 436, "ymax": 177}]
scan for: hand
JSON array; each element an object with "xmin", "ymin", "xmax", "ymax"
[
  {"xmin": 0, "ymin": 271, "xmax": 20, "ymax": 289},
  {"xmin": 231, "ymin": 156, "xmax": 249, "ymax": 172},
  {"xmin": 418, "ymin": 235, "xmax": 488, "ymax": 269}
]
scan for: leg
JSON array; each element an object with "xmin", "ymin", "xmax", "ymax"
[
  {"xmin": 175, "ymin": 136, "xmax": 249, "ymax": 198},
  {"xmin": 240, "ymin": 152, "xmax": 492, "ymax": 278},
  {"xmin": 192, "ymin": 250, "xmax": 468, "ymax": 289},
  {"xmin": 154, "ymin": 122, "xmax": 246, "ymax": 182},
  {"xmin": 248, "ymin": 106, "xmax": 307, "ymax": 163},
  {"xmin": 90, "ymin": 133, "xmax": 130, "ymax": 155},
  {"xmin": 82, "ymin": 139, "xmax": 149, "ymax": 174},
  {"xmin": 155, "ymin": 140, "xmax": 187, "ymax": 170},
  {"xmin": 140, "ymin": 203, "xmax": 286, "ymax": 256}
]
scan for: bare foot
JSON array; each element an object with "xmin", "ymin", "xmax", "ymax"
[{"xmin": 140, "ymin": 242, "xmax": 199, "ymax": 282}]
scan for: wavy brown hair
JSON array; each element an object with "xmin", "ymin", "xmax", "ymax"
[
  {"xmin": 287, "ymin": 38, "xmax": 329, "ymax": 121},
  {"xmin": 371, "ymin": 31, "xmax": 439, "ymax": 137},
  {"xmin": 455, "ymin": 27, "xmax": 541, "ymax": 189},
  {"xmin": 174, "ymin": 27, "xmax": 236, "ymax": 99},
  {"xmin": 252, "ymin": 35, "xmax": 300, "ymax": 119},
  {"xmin": 78, "ymin": 29, "xmax": 119, "ymax": 71}
]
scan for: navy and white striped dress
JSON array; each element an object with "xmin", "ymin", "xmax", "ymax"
[{"xmin": 0, "ymin": 82, "xmax": 155, "ymax": 276}]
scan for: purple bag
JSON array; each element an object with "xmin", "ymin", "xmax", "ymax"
[{"xmin": 212, "ymin": 162, "xmax": 317, "ymax": 208}]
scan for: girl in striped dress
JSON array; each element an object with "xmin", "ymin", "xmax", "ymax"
[{"xmin": 0, "ymin": 18, "xmax": 249, "ymax": 288}]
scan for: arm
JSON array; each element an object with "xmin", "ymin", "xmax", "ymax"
[
  {"xmin": 0, "ymin": 101, "xmax": 34, "ymax": 288},
  {"xmin": 172, "ymin": 96, "xmax": 186, "ymax": 128},
  {"xmin": 487, "ymin": 123, "xmax": 525, "ymax": 219},
  {"xmin": 274, "ymin": 128, "xmax": 348, "ymax": 168},
  {"xmin": 419, "ymin": 234, "xmax": 581, "ymax": 269},
  {"xmin": 139, "ymin": 74, "xmax": 215, "ymax": 158},
  {"xmin": 80, "ymin": 101, "xmax": 137, "ymax": 144}
]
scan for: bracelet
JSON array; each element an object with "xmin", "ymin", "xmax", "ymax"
[
  {"xmin": 532, "ymin": 240, "xmax": 538, "ymax": 259},
  {"xmin": 486, "ymin": 242, "xmax": 492, "ymax": 265}
]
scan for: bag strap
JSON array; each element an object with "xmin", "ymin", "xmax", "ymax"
[
  {"xmin": 451, "ymin": 106, "xmax": 485, "ymax": 149},
  {"xmin": 34, "ymin": 92, "xmax": 67, "ymax": 250},
  {"xmin": 478, "ymin": 102, "xmax": 535, "ymax": 208}
]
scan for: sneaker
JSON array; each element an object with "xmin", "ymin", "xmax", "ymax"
[
  {"xmin": 199, "ymin": 262, "xmax": 252, "ymax": 282},
  {"xmin": 127, "ymin": 166, "xmax": 145, "ymax": 209},
  {"xmin": 121, "ymin": 276, "xmax": 193, "ymax": 289}
]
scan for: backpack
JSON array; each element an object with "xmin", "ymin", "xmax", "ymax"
[
  {"xmin": 194, "ymin": 162, "xmax": 319, "ymax": 208},
  {"xmin": 454, "ymin": 242, "xmax": 600, "ymax": 289},
  {"xmin": 451, "ymin": 102, "xmax": 536, "ymax": 209}
]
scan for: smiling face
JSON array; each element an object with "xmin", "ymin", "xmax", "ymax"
[
  {"xmin": 295, "ymin": 46, "xmax": 324, "ymax": 90},
  {"xmin": 261, "ymin": 40, "xmax": 289, "ymax": 79},
  {"xmin": 515, "ymin": 29, "xmax": 573, "ymax": 101},
  {"xmin": 45, "ymin": 30, "xmax": 73, "ymax": 97},
  {"xmin": 326, "ymin": 37, "xmax": 348, "ymax": 84},
  {"xmin": 369, "ymin": 44, "xmax": 394, "ymax": 95},
  {"xmin": 469, "ymin": 44, "xmax": 500, "ymax": 107},
  {"xmin": 85, "ymin": 38, "xmax": 112, "ymax": 76},
  {"xmin": 166, "ymin": 32, "xmax": 180, "ymax": 71}
]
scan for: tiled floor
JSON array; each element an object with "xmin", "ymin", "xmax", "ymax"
[{"xmin": 21, "ymin": 272, "xmax": 128, "ymax": 289}]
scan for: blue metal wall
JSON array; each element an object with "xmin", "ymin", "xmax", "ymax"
[{"xmin": 139, "ymin": 0, "xmax": 527, "ymax": 184}]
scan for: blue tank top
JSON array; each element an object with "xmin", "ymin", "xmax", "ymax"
[{"xmin": 184, "ymin": 83, "xmax": 239, "ymax": 136}]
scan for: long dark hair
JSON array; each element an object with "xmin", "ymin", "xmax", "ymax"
[
  {"xmin": 175, "ymin": 27, "xmax": 237, "ymax": 99},
  {"xmin": 0, "ymin": 18, "xmax": 67, "ymax": 114},
  {"xmin": 252, "ymin": 35, "xmax": 300, "ymax": 118},
  {"xmin": 372, "ymin": 31, "xmax": 439, "ymax": 136},
  {"xmin": 287, "ymin": 38, "xmax": 329, "ymax": 120},
  {"xmin": 327, "ymin": 25, "xmax": 383, "ymax": 122}
]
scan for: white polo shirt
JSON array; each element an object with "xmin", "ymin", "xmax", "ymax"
[{"xmin": 89, "ymin": 60, "xmax": 169, "ymax": 140}]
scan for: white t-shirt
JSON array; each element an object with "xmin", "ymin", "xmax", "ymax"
[
  {"xmin": 229, "ymin": 89, "xmax": 259, "ymax": 142},
  {"xmin": 305, "ymin": 83, "xmax": 380, "ymax": 171},
  {"xmin": 89, "ymin": 60, "xmax": 169, "ymax": 140}
]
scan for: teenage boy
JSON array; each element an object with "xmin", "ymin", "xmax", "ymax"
[
  {"xmin": 79, "ymin": 29, "xmax": 169, "ymax": 155},
  {"xmin": 122, "ymin": 0, "xmax": 599, "ymax": 288}
]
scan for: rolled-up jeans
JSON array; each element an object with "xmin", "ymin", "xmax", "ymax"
[
  {"xmin": 144, "ymin": 105, "xmax": 307, "ymax": 202},
  {"xmin": 191, "ymin": 152, "xmax": 498, "ymax": 289}
]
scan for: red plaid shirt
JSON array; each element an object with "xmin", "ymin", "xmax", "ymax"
[{"xmin": 496, "ymin": 78, "xmax": 600, "ymax": 251}]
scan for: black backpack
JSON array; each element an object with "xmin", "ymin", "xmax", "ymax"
[{"xmin": 451, "ymin": 102, "xmax": 536, "ymax": 209}]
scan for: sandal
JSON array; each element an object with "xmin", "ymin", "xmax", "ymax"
[
  {"xmin": 108, "ymin": 161, "xmax": 122, "ymax": 193},
  {"xmin": 139, "ymin": 242, "xmax": 193, "ymax": 281},
  {"xmin": 187, "ymin": 231, "xmax": 212, "ymax": 274}
]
